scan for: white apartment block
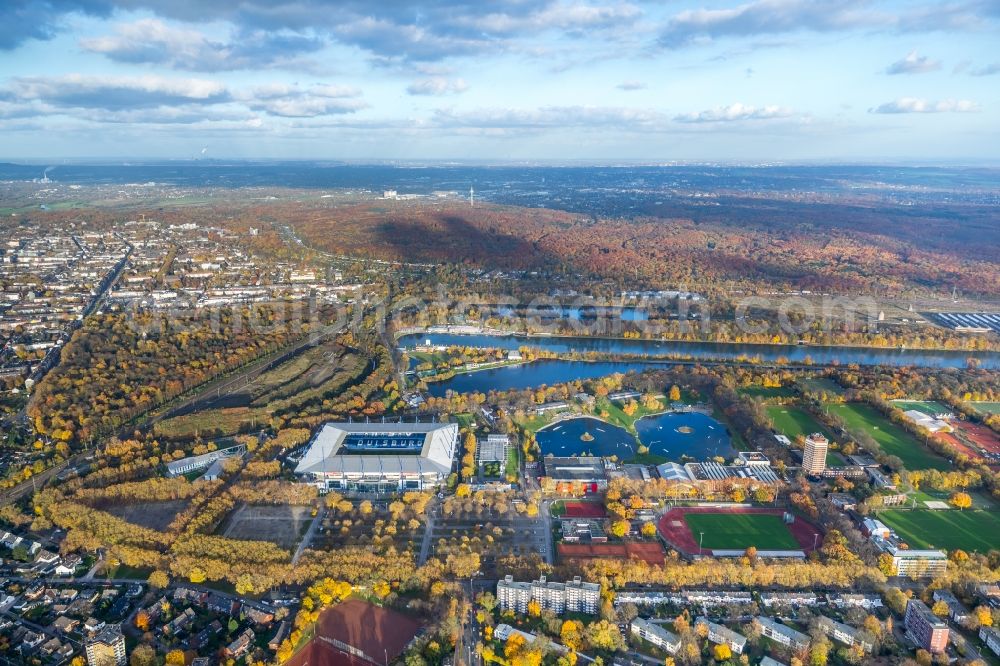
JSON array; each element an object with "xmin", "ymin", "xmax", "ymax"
[
  {"xmin": 817, "ymin": 616, "xmax": 873, "ymax": 653},
  {"xmin": 757, "ymin": 617, "xmax": 810, "ymax": 651},
  {"xmin": 695, "ymin": 617, "xmax": 747, "ymax": 654},
  {"xmin": 630, "ymin": 618, "xmax": 680, "ymax": 654},
  {"xmin": 497, "ymin": 575, "xmax": 600, "ymax": 615},
  {"xmin": 496, "ymin": 577, "xmax": 532, "ymax": 614},
  {"xmin": 980, "ymin": 627, "xmax": 1000, "ymax": 657}
]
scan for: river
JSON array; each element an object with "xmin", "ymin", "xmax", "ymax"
[{"xmin": 400, "ymin": 332, "xmax": 998, "ymax": 370}]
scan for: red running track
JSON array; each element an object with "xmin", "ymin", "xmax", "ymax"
[{"xmin": 657, "ymin": 506, "xmax": 823, "ymax": 557}]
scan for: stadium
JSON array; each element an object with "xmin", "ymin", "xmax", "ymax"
[
  {"xmin": 657, "ymin": 506, "xmax": 823, "ymax": 558},
  {"xmin": 295, "ymin": 422, "xmax": 458, "ymax": 493}
]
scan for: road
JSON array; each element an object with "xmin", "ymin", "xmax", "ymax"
[
  {"xmin": 417, "ymin": 501, "xmax": 439, "ymax": 566},
  {"xmin": 539, "ymin": 500, "xmax": 554, "ymax": 564},
  {"xmin": 293, "ymin": 506, "xmax": 326, "ymax": 565},
  {"xmin": 0, "ymin": 456, "xmax": 79, "ymax": 504},
  {"xmin": 20, "ymin": 239, "xmax": 132, "ymax": 393}
]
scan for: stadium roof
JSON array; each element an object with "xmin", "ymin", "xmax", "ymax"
[{"xmin": 295, "ymin": 422, "xmax": 458, "ymax": 477}]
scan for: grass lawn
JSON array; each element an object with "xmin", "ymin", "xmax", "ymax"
[
  {"xmin": 107, "ymin": 564, "xmax": 154, "ymax": 580},
  {"xmin": 740, "ymin": 386, "xmax": 796, "ymax": 401},
  {"xmin": 626, "ymin": 451, "xmax": 670, "ymax": 465},
  {"xmin": 908, "ymin": 489, "xmax": 996, "ymax": 510},
  {"xmin": 710, "ymin": 405, "xmax": 748, "ymax": 451},
  {"xmin": 797, "ymin": 377, "xmax": 846, "ymax": 396},
  {"xmin": 767, "ymin": 405, "xmax": 830, "ymax": 440},
  {"xmin": 683, "ymin": 513, "xmax": 800, "ymax": 550},
  {"xmin": 515, "ymin": 411, "xmax": 561, "ymax": 434},
  {"xmin": 154, "ymin": 406, "xmax": 268, "ymax": 440},
  {"xmin": 971, "ymin": 402, "xmax": 1000, "ymax": 415},
  {"xmin": 826, "ymin": 451, "xmax": 846, "ymax": 465},
  {"xmin": 878, "ymin": 509, "xmax": 1000, "ymax": 552},
  {"xmin": 505, "ymin": 446, "xmax": 519, "ymax": 480},
  {"xmin": 455, "ymin": 412, "xmax": 476, "ymax": 428},
  {"xmin": 892, "ymin": 400, "xmax": 952, "ymax": 416},
  {"xmin": 408, "ymin": 350, "xmax": 445, "ymax": 365},
  {"xmin": 595, "ymin": 397, "xmax": 662, "ymax": 432},
  {"xmin": 825, "ymin": 403, "xmax": 950, "ymax": 471},
  {"xmin": 199, "ymin": 578, "xmax": 238, "ymax": 595}
]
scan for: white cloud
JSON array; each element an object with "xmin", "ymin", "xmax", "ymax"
[
  {"xmin": 869, "ymin": 97, "xmax": 980, "ymax": 113},
  {"xmin": 458, "ymin": 2, "xmax": 641, "ymax": 34},
  {"xmin": 616, "ymin": 80, "xmax": 646, "ymax": 91},
  {"xmin": 674, "ymin": 102, "xmax": 793, "ymax": 123},
  {"xmin": 406, "ymin": 78, "xmax": 469, "ymax": 96},
  {"xmin": 658, "ymin": 0, "xmax": 991, "ymax": 48},
  {"xmin": 80, "ymin": 19, "xmax": 325, "ymax": 71},
  {"xmin": 243, "ymin": 83, "xmax": 367, "ymax": 117},
  {"xmin": 249, "ymin": 83, "xmax": 360, "ymax": 100},
  {"xmin": 7, "ymin": 74, "xmax": 229, "ymax": 110},
  {"xmin": 885, "ymin": 50, "xmax": 941, "ymax": 75}
]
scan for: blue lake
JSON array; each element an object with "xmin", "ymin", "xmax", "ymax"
[
  {"xmin": 635, "ymin": 412, "xmax": 736, "ymax": 460},
  {"xmin": 535, "ymin": 412, "xmax": 737, "ymax": 461},
  {"xmin": 536, "ymin": 417, "xmax": 636, "ymax": 457},
  {"xmin": 399, "ymin": 332, "xmax": 999, "ymax": 370}
]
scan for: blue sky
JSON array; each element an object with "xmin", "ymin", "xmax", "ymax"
[{"xmin": 1, "ymin": 0, "xmax": 998, "ymax": 162}]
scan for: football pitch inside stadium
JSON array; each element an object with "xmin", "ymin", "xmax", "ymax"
[{"xmin": 683, "ymin": 512, "xmax": 801, "ymax": 550}]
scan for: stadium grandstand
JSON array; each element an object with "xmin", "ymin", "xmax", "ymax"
[
  {"xmin": 295, "ymin": 421, "xmax": 458, "ymax": 493},
  {"xmin": 165, "ymin": 444, "xmax": 246, "ymax": 478}
]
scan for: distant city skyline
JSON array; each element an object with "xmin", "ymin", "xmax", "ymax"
[{"xmin": 1, "ymin": 0, "xmax": 998, "ymax": 161}]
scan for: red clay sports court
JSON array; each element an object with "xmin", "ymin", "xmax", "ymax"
[
  {"xmin": 561, "ymin": 501, "xmax": 608, "ymax": 518},
  {"xmin": 558, "ymin": 541, "xmax": 665, "ymax": 565}
]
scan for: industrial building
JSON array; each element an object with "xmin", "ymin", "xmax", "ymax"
[{"xmin": 540, "ymin": 456, "xmax": 610, "ymax": 492}]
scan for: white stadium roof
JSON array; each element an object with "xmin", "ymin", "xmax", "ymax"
[{"xmin": 294, "ymin": 422, "xmax": 458, "ymax": 478}]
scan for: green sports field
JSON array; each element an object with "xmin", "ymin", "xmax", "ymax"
[
  {"xmin": 767, "ymin": 406, "xmax": 830, "ymax": 440},
  {"xmin": 971, "ymin": 402, "xmax": 1000, "ymax": 415},
  {"xmin": 683, "ymin": 512, "xmax": 800, "ymax": 550},
  {"xmin": 878, "ymin": 509, "xmax": 1000, "ymax": 552},
  {"xmin": 891, "ymin": 400, "xmax": 952, "ymax": 416},
  {"xmin": 825, "ymin": 403, "xmax": 950, "ymax": 471},
  {"xmin": 797, "ymin": 377, "xmax": 846, "ymax": 396},
  {"xmin": 740, "ymin": 386, "xmax": 796, "ymax": 401}
]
